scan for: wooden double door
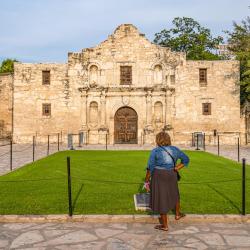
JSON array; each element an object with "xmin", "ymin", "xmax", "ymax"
[{"xmin": 114, "ymin": 107, "xmax": 138, "ymax": 144}]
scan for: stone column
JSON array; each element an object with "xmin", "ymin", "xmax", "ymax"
[
  {"xmin": 79, "ymin": 87, "xmax": 88, "ymax": 144},
  {"xmin": 80, "ymin": 88, "xmax": 88, "ymax": 130},
  {"xmin": 164, "ymin": 88, "xmax": 174, "ymax": 141},
  {"xmin": 99, "ymin": 88, "xmax": 108, "ymax": 144},
  {"xmin": 144, "ymin": 88, "xmax": 154, "ymax": 144},
  {"xmin": 146, "ymin": 89, "xmax": 153, "ymax": 126},
  {"xmin": 165, "ymin": 89, "xmax": 172, "ymax": 125},
  {"xmin": 100, "ymin": 89, "xmax": 106, "ymax": 128}
]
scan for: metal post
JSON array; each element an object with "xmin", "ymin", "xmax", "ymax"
[
  {"xmin": 105, "ymin": 134, "xmax": 107, "ymax": 151},
  {"xmin": 238, "ymin": 137, "xmax": 240, "ymax": 162},
  {"xmin": 195, "ymin": 134, "xmax": 199, "ymax": 150},
  {"xmin": 192, "ymin": 133, "xmax": 194, "ymax": 147},
  {"xmin": 58, "ymin": 133, "xmax": 60, "ymax": 151},
  {"xmin": 217, "ymin": 135, "xmax": 220, "ymax": 156},
  {"xmin": 10, "ymin": 138, "xmax": 12, "ymax": 171},
  {"xmin": 47, "ymin": 135, "xmax": 50, "ymax": 156},
  {"xmin": 33, "ymin": 136, "xmax": 35, "ymax": 162},
  {"xmin": 203, "ymin": 133, "xmax": 206, "ymax": 151},
  {"xmin": 242, "ymin": 158, "xmax": 246, "ymax": 215},
  {"xmin": 67, "ymin": 156, "xmax": 73, "ymax": 217}
]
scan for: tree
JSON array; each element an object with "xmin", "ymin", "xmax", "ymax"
[
  {"xmin": 0, "ymin": 58, "xmax": 18, "ymax": 73},
  {"xmin": 226, "ymin": 17, "xmax": 250, "ymax": 103},
  {"xmin": 154, "ymin": 17, "xmax": 223, "ymax": 60}
]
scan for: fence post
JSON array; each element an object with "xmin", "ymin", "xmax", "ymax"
[
  {"xmin": 58, "ymin": 133, "xmax": 60, "ymax": 151},
  {"xmin": 195, "ymin": 134, "xmax": 199, "ymax": 150},
  {"xmin": 203, "ymin": 133, "xmax": 206, "ymax": 151},
  {"xmin": 47, "ymin": 135, "xmax": 50, "ymax": 156},
  {"xmin": 217, "ymin": 135, "xmax": 220, "ymax": 156},
  {"xmin": 67, "ymin": 156, "xmax": 73, "ymax": 217},
  {"xmin": 33, "ymin": 136, "xmax": 35, "ymax": 162},
  {"xmin": 105, "ymin": 133, "xmax": 108, "ymax": 151},
  {"xmin": 192, "ymin": 133, "xmax": 194, "ymax": 147},
  {"xmin": 10, "ymin": 138, "xmax": 13, "ymax": 171},
  {"xmin": 237, "ymin": 137, "xmax": 240, "ymax": 162},
  {"xmin": 242, "ymin": 158, "xmax": 246, "ymax": 215}
]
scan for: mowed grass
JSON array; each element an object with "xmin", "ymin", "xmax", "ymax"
[{"xmin": 0, "ymin": 150, "xmax": 249, "ymax": 215}]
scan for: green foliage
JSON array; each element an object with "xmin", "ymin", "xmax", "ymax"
[
  {"xmin": 226, "ymin": 17, "xmax": 250, "ymax": 102},
  {"xmin": 0, "ymin": 150, "xmax": 249, "ymax": 214},
  {"xmin": 0, "ymin": 58, "xmax": 18, "ymax": 73},
  {"xmin": 154, "ymin": 17, "xmax": 223, "ymax": 60}
]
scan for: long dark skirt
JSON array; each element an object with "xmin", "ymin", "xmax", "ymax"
[{"xmin": 150, "ymin": 169, "xmax": 180, "ymax": 214}]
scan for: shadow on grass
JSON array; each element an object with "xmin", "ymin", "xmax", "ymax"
[
  {"xmin": 72, "ymin": 183, "xmax": 84, "ymax": 213},
  {"xmin": 207, "ymin": 184, "xmax": 241, "ymax": 214}
]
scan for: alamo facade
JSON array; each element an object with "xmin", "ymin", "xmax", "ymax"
[{"xmin": 0, "ymin": 24, "xmax": 248, "ymax": 145}]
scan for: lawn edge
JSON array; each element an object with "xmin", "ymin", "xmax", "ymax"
[{"xmin": 0, "ymin": 214, "xmax": 249, "ymax": 223}]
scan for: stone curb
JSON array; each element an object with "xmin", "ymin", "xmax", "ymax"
[{"xmin": 0, "ymin": 214, "xmax": 250, "ymax": 223}]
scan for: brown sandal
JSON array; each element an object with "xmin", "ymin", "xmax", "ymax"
[
  {"xmin": 175, "ymin": 213, "xmax": 186, "ymax": 220},
  {"xmin": 154, "ymin": 225, "xmax": 169, "ymax": 231}
]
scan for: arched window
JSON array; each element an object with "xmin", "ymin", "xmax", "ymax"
[
  {"xmin": 89, "ymin": 101, "xmax": 98, "ymax": 124},
  {"xmin": 154, "ymin": 65, "xmax": 163, "ymax": 84},
  {"xmin": 89, "ymin": 65, "xmax": 98, "ymax": 85},
  {"xmin": 154, "ymin": 101, "xmax": 163, "ymax": 122}
]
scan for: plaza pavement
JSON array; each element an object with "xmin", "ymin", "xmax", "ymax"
[{"xmin": 1, "ymin": 220, "xmax": 250, "ymax": 249}]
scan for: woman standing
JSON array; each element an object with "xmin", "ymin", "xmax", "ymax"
[{"xmin": 144, "ymin": 131, "xmax": 189, "ymax": 231}]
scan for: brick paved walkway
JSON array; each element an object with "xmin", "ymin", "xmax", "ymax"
[{"xmin": 0, "ymin": 221, "xmax": 250, "ymax": 249}]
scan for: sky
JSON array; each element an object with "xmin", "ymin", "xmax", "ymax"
[{"xmin": 0, "ymin": 0, "xmax": 249, "ymax": 63}]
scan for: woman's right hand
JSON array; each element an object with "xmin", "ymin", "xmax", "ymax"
[{"xmin": 143, "ymin": 181, "xmax": 150, "ymax": 192}]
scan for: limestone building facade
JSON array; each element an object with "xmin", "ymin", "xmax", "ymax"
[
  {"xmin": 0, "ymin": 73, "xmax": 12, "ymax": 138},
  {"xmin": 0, "ymin": 24, "xmax": 245, "ymax": 145}
]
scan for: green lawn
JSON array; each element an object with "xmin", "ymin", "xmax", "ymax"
[{"xmin": 0, "ymin": 150, "xmax": 249, "ymax": 215}]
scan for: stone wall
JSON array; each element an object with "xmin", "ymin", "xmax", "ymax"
[
  {"xmin": 12, "ymin": 24, "xmax": 243, "ymax": 145},
  {"xmin": 13, "ymin": 63, "xmax": 70, "ymax": 142},
  {"xmin": 174, "ymin": 60, "xmax": 241, "ymax": 145},
  {"xmin": 0, "ymin": 73, "xmax": 12, "ymax": 138}
]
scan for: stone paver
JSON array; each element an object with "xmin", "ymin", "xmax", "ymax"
[{"xmin": 0, "ymin": 222, "xmax": 250, "ymax": 249}]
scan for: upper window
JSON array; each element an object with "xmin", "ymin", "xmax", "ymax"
[
  {"xmin": 202, "ymin": 103, "xmax": 211, "ymax": 115},
  {"xmin": 42, "ymin": 103, "xmax": 51, "ymax": 116},
  {"xmin": 199, "ymin": 69, "xmax": 207, "ymax": 85},
  {"xmin": 170, "ymin": 75, "xmax": 175, "ymax": 84},
  {"xmin": 42, "ymin": 70, "xmax": 50, "ymax": 85},
  {"xmin": 120, "ymin": 66, "xmax": 132, "ymax": 85}
]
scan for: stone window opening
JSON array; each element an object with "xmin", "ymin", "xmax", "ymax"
[
  {"xmin": 42, "ymin": 103, "xmax": 51, "ymax": 116},
  {"xmin": 199, "ymin": 68, "xmax": 207, "ymax": 85},
  {"xmin": 202, "ymin": 103, "xmax": 211, "ymax": 115},
  {"xmin": 42, "ymin": 70, "xmax": 50, "ymax": 85},
  {"xmin": 120, "ymin": 66, "xmax": 132, "ymax": 85}
]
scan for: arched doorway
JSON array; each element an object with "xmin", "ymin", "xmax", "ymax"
[{"xmin": 114, "ymin": 107, "xmax": 138, "ymax": 144}]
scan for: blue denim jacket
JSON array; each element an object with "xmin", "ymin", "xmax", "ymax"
[{"xmin": 147, "ymin": 146, "xmax": 189, "ymax": 174}]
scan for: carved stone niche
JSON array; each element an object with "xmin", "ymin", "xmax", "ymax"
[
  {"xmin": 153, "ymin": 65, "xmax": 163, "ymax": 84},
  {"xmin": 89, "ymin": 65, "xmax": 99, "ymax": 87},
  {"xmin": 154, "ymin": 101, "xmax": 164, "ymax": 131}
]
